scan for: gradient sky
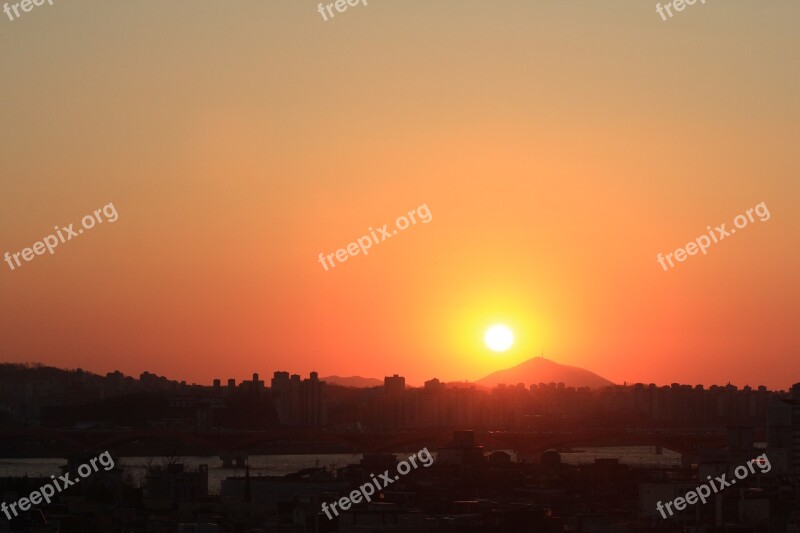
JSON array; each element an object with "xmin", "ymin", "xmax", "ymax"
[{"xmin": 1, "ymin": 1, "xmax": 798, "ymax": 389}]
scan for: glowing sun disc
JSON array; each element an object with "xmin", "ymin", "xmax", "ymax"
[{"xmin": 485, "ymin": 324, "xmax": 514, "ymax": 352}]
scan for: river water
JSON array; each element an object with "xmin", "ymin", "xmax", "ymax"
[{"xmin": 0, "ymin": 446, "xmax": 680, "ymax": 495}]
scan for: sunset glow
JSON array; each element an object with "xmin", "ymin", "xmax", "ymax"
[{"xmin": 0, "ymin": 2, "xmax": 797, "ymax": 389}]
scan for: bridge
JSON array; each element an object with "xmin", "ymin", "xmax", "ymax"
[
  {"xmin": 0, "ymin": 427, "xmax": 450, "ymax": 457},
  {"xmin": 482, "ymin": 429, "xmax": 737, "ymax": 456},
  {"xmin": 0, "ymin": 427, "xmax": 747, "ymax": 458}
]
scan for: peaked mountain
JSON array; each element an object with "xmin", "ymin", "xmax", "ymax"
[
  {"xmin": 322, "ymin": 375, "xmax": 383, "ymax": 388},
  {"xmin": 476, "ymin": 357, "xmax": 614, "ymax": 389}
]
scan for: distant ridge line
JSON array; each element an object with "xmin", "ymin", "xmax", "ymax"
[{"xmin": 475, "ymin": 357, "xmax": 615, "ymax": 390}]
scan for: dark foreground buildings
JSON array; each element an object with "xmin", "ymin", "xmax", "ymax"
[
  {"xmin": 0, "ymin": 428, "xmax": 798, "ymax": 531},
  {"xmin": 0, "ymin": 364, "xmax": 799, "ymax": 530}
]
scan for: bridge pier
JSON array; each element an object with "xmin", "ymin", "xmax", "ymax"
[{"xmin": 220, "ymin": 454, "xmax": 248, "ymax": 468}]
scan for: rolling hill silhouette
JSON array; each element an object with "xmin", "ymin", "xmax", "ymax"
[
  {"xmin": 476, "ymin": 357, "xmax": 614, "ymax": 389},
  {"xmin": 322, "ymin": 375, "xmax": 384, "ymax": 388}
]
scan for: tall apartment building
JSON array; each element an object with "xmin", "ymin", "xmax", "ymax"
[
  {"xmin": 271, "ymin": 371, "xmax": 326, "ymax": 427},
  {"xmin": 767, "ymin": 382, "xmax": 800, "ymax": 475}
]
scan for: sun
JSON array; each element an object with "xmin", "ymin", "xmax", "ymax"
[{"xmin": 484, "ymin": 324, "xmax": 514, "ymax": 352}]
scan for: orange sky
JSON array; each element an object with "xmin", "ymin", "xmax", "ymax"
[{"xmin": 1, "ymin": 2, "xmax": 798, "ymax": 389}]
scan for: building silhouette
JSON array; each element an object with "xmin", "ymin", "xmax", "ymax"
[
  {"xmin": 768, "ymin": 382, "xmax": 800, "ymax": 474},
  {"xmin": 271, "ymin": 371, "xmax": 326, "ymax": 427}
]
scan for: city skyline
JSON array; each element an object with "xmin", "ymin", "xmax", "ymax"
[
  {"xmin": 3, "ymin": 359, "xmax": 797, "ymax": 394},
  {"xmin": 1, "ymin": 1, "xmax": 798, "ymax": 530}
]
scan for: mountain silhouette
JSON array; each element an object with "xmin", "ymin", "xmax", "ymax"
[
  {"xmin": 476, "ymin": 357, "xmax": 614, "ymax": 389},
  {"xmin": 322, "ymin": 375, "xmax": 383, "ymax": 388}
]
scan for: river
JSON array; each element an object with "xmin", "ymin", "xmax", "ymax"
[{"xmin": 0, "ymin": 446, "xmax": 681, "ymax": 495}]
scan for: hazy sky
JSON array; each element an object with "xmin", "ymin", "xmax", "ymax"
[{"xmin": 1, "ymin": 1, "xmax": 798, "ymax": 388}]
